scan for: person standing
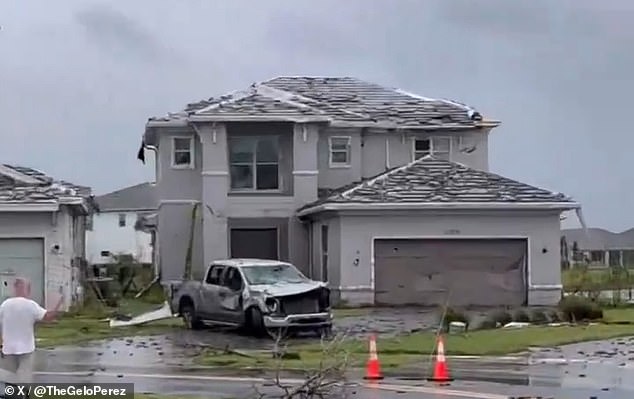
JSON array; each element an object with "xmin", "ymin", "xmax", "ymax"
[{"xmin": 0, "ymin": 278, "xmax": 64, "ymax": 385}]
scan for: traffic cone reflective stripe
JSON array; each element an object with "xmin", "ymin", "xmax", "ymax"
[
  {"xmin": 363, "ymin": 335, "xmax": 384, "ymax": 380},
  {"xmin": 428, "ymin": 335, "xmax": 453, "ymax": 383}
]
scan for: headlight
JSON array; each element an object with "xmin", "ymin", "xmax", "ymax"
[{"xmin": 265, "ymin": 297, "xmax": 280, "ymax": 313}]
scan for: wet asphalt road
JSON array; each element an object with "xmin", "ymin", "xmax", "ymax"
[
  {"xmin": 24, "ymin": 308, "xmax": 634, "ymax": 398},
  {"xmin": 30, "ymin": 333, "xmax": 634, "ymax": 398}
]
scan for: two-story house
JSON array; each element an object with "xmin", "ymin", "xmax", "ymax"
[
  {"xmin": 138, "ymin": 76, "xmax": 580, "ymax": 307},
  {"xmin": 86, "ymin": 182, "xmax": 156, "ymax": 266}
]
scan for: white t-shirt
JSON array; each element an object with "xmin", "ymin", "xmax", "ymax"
[{"xmin": 0, "ymin": 297, "xmax": 47, "ymax": 355}]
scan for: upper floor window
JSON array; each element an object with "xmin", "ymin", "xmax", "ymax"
[
  {"xmin": 229, "ymin": 136, "xmax": 280, "ymax": 191},
  {"xmin": 171, "ymin": 137, "xmax": 194, "ymax": 169},
  {"xmin": 118, "ymin": 213, "xmax": 126, "ymax": 227},
  {"xmin": 413, "ymin": 137, "xmax": 451, "ymax": 160},
  {"xmin": 329, "ymin": 136, "xmax": 351, "ymax": 168}
]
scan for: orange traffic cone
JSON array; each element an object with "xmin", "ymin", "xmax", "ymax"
[
  {"xmin": 363, "ymin": 334, "xmax": 384, "ymax": 380},
  {"xmin": 428, "ymin": 335, "xmax": 453, "ymax": 383}
]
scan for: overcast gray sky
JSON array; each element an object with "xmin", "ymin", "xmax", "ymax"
[{"xmin": 1, "ymin": 0, "xmax": 632, "ymax": 231}]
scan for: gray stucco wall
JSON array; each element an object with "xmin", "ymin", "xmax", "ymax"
[
  {"xmin": 317, "ymin": 127, "xmax": 491, "ymax": 189},
  {"xmin": 333, "ymin": 210, "xmax": 562, "ymax": 306},
  {"xmin": 153, "ymin": 120, "xmax": 492, "ymax": 280}
]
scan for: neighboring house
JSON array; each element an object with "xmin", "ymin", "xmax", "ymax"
[
  {"xmin": 138, "ymin": 76, "xmax": 580, "ymax": 307},
  {"xmin": 562, "ymin": 228, "xmax": 634, "ymax": 267},
  {"xmin": 0, "ymin": 164, "xmax": 91, "ymax": 309},
  {"xmin": 86, "ymin": 182, "xmax": 156, "ymax": 265}
]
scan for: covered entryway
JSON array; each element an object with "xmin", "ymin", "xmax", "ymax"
[
  {"xmin": 374, "ymin": 238, "xmax": 528, "ymax": 307},
  {"xmin": 0, "ymin": 238, "xmax": 45, "ymax": 304},
  {"xmin": 230, "ymin": 228, "xmax": 279, "ymax": 260}
]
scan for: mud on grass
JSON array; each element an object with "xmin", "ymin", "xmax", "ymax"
[{"xmin": 195, "ymin": 319, "xmax": 634, "ymax": 371}]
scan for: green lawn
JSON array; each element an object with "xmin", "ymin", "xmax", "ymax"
[
  {"xmin": 35, "ymin": 298, "xmax": 182, "ymax": 347},
  {"xmin": 195, "ymin": 307, "xmax": 634, "ymax": 371},
  {"xmin": 563, "ymin": 267, "xmax": 634, "ymax": 292}
]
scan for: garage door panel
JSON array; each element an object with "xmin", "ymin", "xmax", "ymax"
[
  {"xmin": 374, "ymin": 239, "xmax": 527, "ymax": 307},
  {"xmin": 0, "ymin": 239, "xmax": 45, "ymax": 304}
]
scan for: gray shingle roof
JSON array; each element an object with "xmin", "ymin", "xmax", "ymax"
[
  {"xmin": 150, "ymin": 76, "xmax": 491, "ymax": 128},
  {"xmin": 563, "ymin": 228, "xmax": 634, "ymax": 250},
  {"xmin": 0, "ymin": 164, "xmax": 90, "ymax": 204},
  {"xmin": 95, "ymin": 182, "xmax": 156, "ymax": 212},
  {"xmin": 299, "ymin": 156, "xmax": 577, "ymax": 212}
]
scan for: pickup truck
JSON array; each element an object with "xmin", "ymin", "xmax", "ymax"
[{"xmin": 163, "ymin": 258, "xmax": 333, "ymax": 338}]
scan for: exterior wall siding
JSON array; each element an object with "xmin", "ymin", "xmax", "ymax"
[
  {"xmin": 86, "ymin": 211, "xmax": 153, "ymax": 264},
  {"xmin": 335, "ymin": 210, "xmax": 562, "ymax": 306}
]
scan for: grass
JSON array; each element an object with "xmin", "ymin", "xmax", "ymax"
[
  {"xmin": 563, "ymin": 267, "xmax": 634, "ymax": 292},
  {"xmin": 195, "ymin": 307, "xmax": 634, "ymax": 371},
  {"xmin": 35, "ymin": 296, "xmax": 182, "ymax": 347}
]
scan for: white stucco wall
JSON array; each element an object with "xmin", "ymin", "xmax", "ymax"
[
  {"xmin": 334, "ymin": 210, "xmax": 563, "ymax": 306},
  {"xmin": 0, "ymin": 209, "xmax": 82, "ymax": 310},
  {"xmin": 86, "ymin": 211, "xmax": 152, "ymax": 264}
]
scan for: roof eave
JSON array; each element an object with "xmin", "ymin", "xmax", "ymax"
[
  {"xmin": 297, "ymin": 201, "xmax": 581, "ymax": 218},
  {"xmin": 188, "ymin": 115, "xmax": 331, "ymax": 123},
  {"xmin": 0, "ymin": 202, "xmax": 59, "ymax": 212},
  {"xmin": 146, "ymin": 119, "xmax": 189, "ymax": 128}
]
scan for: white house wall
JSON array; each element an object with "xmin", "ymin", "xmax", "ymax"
[
  {"xmin": 0, "ymin": 211, "xmax": 78, "ymax": 310},
  {"xmin": 335, "ymin": 210, "xmax": 563, "ymax": 306},
  {"xmin": 86, "ymin": 211, "xmax": 153, "ymax": 264}
]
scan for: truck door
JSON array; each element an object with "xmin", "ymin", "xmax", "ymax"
[
  {"xmin": 216, "ymin": 266, "xmax": 246, "ymax": 324},
  {"xmin": 199, "ymin": 265, "xmax": 225, "ymax": 319}
]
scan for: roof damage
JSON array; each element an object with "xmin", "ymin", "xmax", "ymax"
[
  {"xmin": 298, "ymin": 156, "xmax": 579, "ymax": 216},
  {"xmin": 146, "ymin": 76, "xmax": 497, "ymax": 129},
  {"xmin": 0, "ymin": 164, "xmax": 91, "ymax": 207}
]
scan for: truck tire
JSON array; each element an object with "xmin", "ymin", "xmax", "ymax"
[
  {"xmin": 247, "ymin": 307, "xmax": 288, "ymax": 340},
  {"xmin": 180, "ymin": 303, "xmax": 203, "ymax": 330},
  {"xmin": 246, "ymin": 307, "xmax": 266, "ymax": 337}
]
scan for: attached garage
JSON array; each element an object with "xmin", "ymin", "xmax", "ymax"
[
  {"xmin": 373, "ymin": 238, "xmax": 528, "ymax": 307},
  {"xmin": 0, "ymin": 238, "xmax": 45, "ymax": 304}
]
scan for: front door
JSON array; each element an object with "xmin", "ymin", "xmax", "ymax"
[{"xmin": 230, "ymin": 228, "xmax": 278, "ymax": 260}]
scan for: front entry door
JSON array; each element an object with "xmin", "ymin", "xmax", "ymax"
[{"xmin": 230, "ymin": 228, "xmax": 278, "ymax": 260}]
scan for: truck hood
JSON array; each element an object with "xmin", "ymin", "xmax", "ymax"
[{"xmin": 249, "ymin": 281, "xmax": 327, "ymax": 297}]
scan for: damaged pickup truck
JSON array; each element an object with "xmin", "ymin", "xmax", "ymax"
[{"xmin": 164, "ymin": 259, "xmax": 333, "ymax": 338}]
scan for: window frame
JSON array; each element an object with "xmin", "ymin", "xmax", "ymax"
[
  {"xmin": 170, "ymin": 136, "xmax": 195, "ymax": 169},
  {"xmin": 228, "ymin": 135, "xmax": 282, "ymax": 193},
  {"xmin": 118, "ymin": 213, "xmax": 126, "ymax": 228},
  {"xmin": 328, "ymin": 136, "xmax": 352, "ymax": 168},
  {"xmin": 412, "ymin": 136, "xmax": 452, "ymax": 160},
  {"xmin": 205, "ymin": 265, "xmax": 225, "ymax": 285}
]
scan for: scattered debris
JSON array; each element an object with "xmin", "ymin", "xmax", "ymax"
[{"xmin": 109, "ymin": 302, "xmax": 175, "ymax": 328}]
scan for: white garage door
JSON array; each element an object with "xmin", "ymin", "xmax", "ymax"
[
  {"xmin": 0, "ymin": 238, "xmax": 45, "ymax": 304},
  {"xmin": 374, "ymin": 238, "xmax": 528, "ymax": 307}
]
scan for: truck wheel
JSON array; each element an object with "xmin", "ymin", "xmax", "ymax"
[
  {"xmin": 247, "ymin": 307, "xmax": 266, "ymax": 337},
  {"xmin": 181, "ymin": 304, "xmax": 203, "ymax": 330}
]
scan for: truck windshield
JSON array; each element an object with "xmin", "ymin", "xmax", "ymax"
[{"xmin": 241, "ymin": 264, "xmax": 307, "ymax": 285}]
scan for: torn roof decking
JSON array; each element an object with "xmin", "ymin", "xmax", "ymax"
[
  {"xmin": 0, "ymin": 164, "xmax": 90, "ymax": 204},
  {"xmin": 148, "ymin": 76, "xmax": 496, "ymax": 128},
  {"xmin": 298, "ymin": 156, "xmax": 578, "ymax": 215}
]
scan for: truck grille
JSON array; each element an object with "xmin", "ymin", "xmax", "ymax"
[{"xmin": 281, "ymin": 296, "xmax": 320, "ymax": 315}]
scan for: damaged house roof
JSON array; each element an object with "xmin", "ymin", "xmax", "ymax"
[
  {"xmin": 95, "ymin": 182, "xmax": 157, "ymax": 212},
  {"xmin": 0, "ymin": 164, "xmax": 90, "ymax": 206},
  {"xmin": 298, "ymin": 156, "xmax": 579, "ymax": 215},
  {"xmin": 148, "ymin": 76, "xmax": 497, "ymax": 129}
]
